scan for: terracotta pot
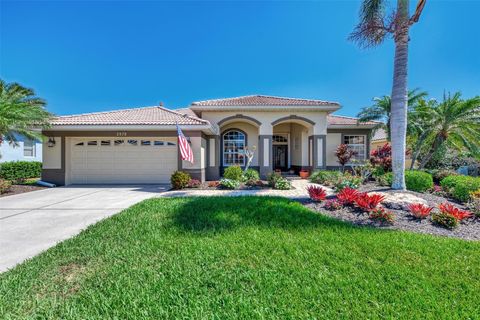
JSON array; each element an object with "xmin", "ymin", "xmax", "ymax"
[{"xmin": 299, "ymin": 170, "xmax": 309, "ymax": 179}]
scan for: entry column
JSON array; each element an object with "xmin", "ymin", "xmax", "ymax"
[{"xmin": 258, "ymin": 124, "xmax": 273, "ymax": 179}]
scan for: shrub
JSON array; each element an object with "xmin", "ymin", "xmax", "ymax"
[
  {"xmin": 170, "ymin": 171, "xmax": 191, "ymax": 189},
  {"xmin": 429, "ymin": 169, "xmax": 458, "ymax": 184},
  {"xmin": 324, "ymin": 199, "xmax": 343, "ymax": 211},
  {"xmin": 369, "ymin": 207, "xmax": 394, "ymax": 224},
  {"xmin": 431, "ymin": 212, "xmax": 458, "ymax": 229},
  {"xmin": 307, "ymin": 185, "xmax": 327, "ymax": 202},
  {"xmin": 333, "ymin": 173, "xmax": 362, "ymax": 191},
  {"xmin": 377, "ymin": 172, "xmax": 392, "ymax": 186},
  {"xmin": 309, "ymin": 170, "xmax": 341, "ymax": 185},
  {"xmin": 223, "ymin": 166, "xmax": 243, "ymax": 181},
  {"xmin": 0, "ymin": 179, "xmax": 12, "ymax": 194},
  {"xmin": 438, "ymin": 203, "xmax": 472, "ymax": 221},
  {"xmin": 354, "ymin": 193, "xmax": 386, "ymax": 212},
  {"xmin": 468, "ymin": 190, "xmax": 480, "ymax": 217},
  {"xmin": 267, "ymin": 172, "xmax": 282, "ymax": 187},
  {"xmin": 407, "ymin": 203, "xmax": 433, "ymax": 219},
  {"xmin": 187, "ymin": 179, "xmax": 201, "ymax": 188},
  {"xmin": 370, "ymin": 143, "xmax": 392, "ymax": 172},
  {"xmin": 220, "ymin": 178, "xmax": 240, "ymax": 190},
  {"xmin": 441, "ymin": 175, "xmax": 480, "ymax": 203},
  {"xmin": 404, "ymin": 171, "xmax": 433, "ymax": 193},
  {"xmin": 335, "ymin": 144, "xmax": 356, "ymax": 171},
  {"xmin": 429, "ymin": 185, "xmax": 447, "ymax": 197},
  {"xmin": 0, "ymin": 161, "xmax": 42, "ymax": 182},
  {"xmin": 336, "ymin": 187, "xmax": 359, "ymax": 206},
  {"xmin": 243, "ymin": 168, "xmax": 259, "ymax": 181},
  {"xmin": 274, "ymin": 177, "xmax": 291, "ymax": 190}
]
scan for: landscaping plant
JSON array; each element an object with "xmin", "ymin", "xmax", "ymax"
[
  {"xmin": 207, "ymin": 181, "xmax": 220, "ymax": 188},
  {"xmin": 333, "ymin": 173, "xmax": 362, "ymax": 191},
  {"xmin": 441, "ymin": 175, "xmax": 480, "ymax": 203},
  {"xmin": 307, "ymin": 185, "xmax": 327, "ymax": 202},
  {"xmin": 0, "ymin": 161, "xmax": 42, "ymax": 182},
  {"xmin": 274, "ymin": 178, "xmax": 291, "ymax": 190},
  {"xmin": 324, "ymin": 199, "xmax": 343, "ymax": 211},
  {"xmin": 438, "ymin": 203, "xmax": 472, "ymax": 221},
  {"xmin": 354, "ymin": 193, "xmax": 386, "ymax": 212},
  {"xmin": 336, "ymin": 187, "xmax": 359, "ymax": 206},
  {"xmin": 0, "ymin": 179, "xmax": 12, "ymax": 194},
  {"xmin": 170, "ymin": 171, "xmax": 191, "ymax": 190},
  {"xmin": 431, "ymin": 212, "xmax": 459, "ymax": 229},
  {"xmin": 377, "ymin": 171, "xmax": 433, "ymax": 193},
  {"xmin": 335, "ymin": 144, "xmax": 356, "ymax": 172},
  {"xmin": 468, "ymin": 190, "xmax": 480, "ymax": 217},
  {"xmin": 243, "ymin": 168, "xmax": 259, "ymax": 184},
  {"xmin": 407, "ymin": 203, "xmax": 433, "ymax": 219},
  {"xmin": 370, "ymin": 143, "xmax": 393, "ymax": 172},
  {"xmin": 219, "ymin": 178, "xmax": 240, "ymax": 190},
  {"xmin": 267, "ymin": 172, "xmax": 282, "ymax": 187},
  {"xmin": 223, "ymin": 165, "xmax": 243, "ymax": 181},
  {"xmin": 309, "ymin": 170, "xmax": 341, "ymax": 186},
  {"xmin": 369, "ymin": 207, "xmax": 395, "ymax": 224},
  {"xmin": 187, "ymin": 179, "xmax": 201, "ymax": 188}
]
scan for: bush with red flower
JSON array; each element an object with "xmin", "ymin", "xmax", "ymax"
[
  {"xmin": 336, "ymin": 187, "xmax": 359, "ymax": 206},
  {"xmin": 354, "ymin": 193, "xmax": 386, "ymax": 212},
  {"xmin": 307, "ymin": 185, "xmax": 327, "ymax": 202},
  {"xmin": 407, "ymin": 203, "xmax": 433, "ymax": 219}
]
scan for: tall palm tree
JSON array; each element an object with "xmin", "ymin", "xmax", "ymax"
[
  {"xmin": 416, "ymin": 92, "xmax": 480, "ymax": 169},
  {"xmin": 357, "ymin": 89, "xmax": 428, "ymax": 141},
  {"xmin": 0, "ymin": 79, "xmax": 52, "ymax": 148},
  {"xmin": 350, "ymin": 0, "xmax": 427, "ymax": 190}
]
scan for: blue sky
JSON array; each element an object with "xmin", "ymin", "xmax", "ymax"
[{"xmin": 1, "ymin": 1, "xmax": 478, "ymax": 116}]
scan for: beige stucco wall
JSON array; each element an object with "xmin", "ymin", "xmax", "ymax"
[
  {"xmin": 221, "ymin": 122, "xmax": 259, "ymax": 166},
  {"xmin": 326, "ymin": 133, "xmax": 341, "ymax": 166},
  {"xmin": 42, "ymin": 137, "xmax": 62, "ymax": 169},
  {"xmin": 200, "ymin": 110, "xmax": 326, "ymax": 135}
]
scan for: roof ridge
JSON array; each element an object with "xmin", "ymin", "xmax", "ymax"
[
  {"xmin": 192, "ymin": 95, "xmax": 258, "ymax": 105},
  {"xmin": 256, "ymin": 94, "xmax": 338, "ymax": 103},
  {"xmin": 159, "ymin": 106, "xmax": 209, "ymax": 124},
  {"xmin": 55, "ymin": 106, "xmax": 161, "ymax": 118}
]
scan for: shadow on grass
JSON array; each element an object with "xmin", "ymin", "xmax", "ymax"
[{"xmin": 170, "ymin": 196, "xmax": 358, "ymax": 234}]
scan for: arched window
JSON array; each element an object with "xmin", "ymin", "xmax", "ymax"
[{"xmin": 223, "ymin": 130, "xmax": 246, "ymax": 166}]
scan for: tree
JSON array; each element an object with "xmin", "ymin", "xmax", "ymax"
[
  {"xmin": 357, "ymin": 89, "xmax": 427, "ymax": 141},
  {"xmin": 0, "ymin": 80, "xmax": 52, "ymax": 148},
  {"xmin": 243, "ymin": 146, "xmax": 256, "ymax": 172},
  {"xmin": 336, "ymin": 144, "xmax": 357, "ymax": 172},
  {"xmin": 415, "ymin": 92, "xmax": 480, "ymax": 169},
  {"xmin": 350, "ymin": 0, "xmax": 427, "ymax": 190}
]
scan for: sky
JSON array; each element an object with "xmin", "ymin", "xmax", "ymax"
[{"xmin": 1, "ymin": 0, "xmax": 479, "ymax": 117}]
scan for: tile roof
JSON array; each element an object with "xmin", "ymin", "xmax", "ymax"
[
  {"xmin": 371, "ymin": 128, "xmax": 387, "ymax": 141},
  {"xmin": 327, "ymin": 114, "xmax": 378, "ymax": 126},
  {"xmin": 51, "ymin": 106, "xmax": 209, "ymax": 126},
  {"xmin": 192, "ymin": 95, "xmax": 340, "ymax": 107}
]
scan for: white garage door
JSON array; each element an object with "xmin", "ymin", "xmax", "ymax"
[{"xmin": 70, "ymin": 137, "xmax": 177, "ymax": 184}]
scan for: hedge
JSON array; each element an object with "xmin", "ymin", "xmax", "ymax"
[
  {"xmin": 441, "ymin": 175, "xmax": 480, "ymax": 202},
  {"xmin": 0, "ymin": 161, "xmax": 42, "ymax": 181},
  {"xmin": 383, "ymin": 170, "xmax": 433, "ymax": 193}
]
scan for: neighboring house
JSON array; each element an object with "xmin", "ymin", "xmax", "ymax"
[
  {"xmin": 370, "ymin": 128, "xmax": 413, "ymax": 168},
  {"xmin": 41, "ymin": 95, "xmax": 376, "ymax": 185},
  {"xmin": 0, "ymin": 134, "xmax": 42, "ymax": 163}
]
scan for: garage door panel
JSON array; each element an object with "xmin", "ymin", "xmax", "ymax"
[{"xmin": 70, "ymin": 137, "xmax": 178, "ymax": 184}]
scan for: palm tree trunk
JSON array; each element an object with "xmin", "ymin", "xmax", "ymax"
[
  {"xmin": 409, "ymin": 130, "xmax": 429, "ymax": 169},
  {"xmin": 418, "ymin": 135, "xmax": 445, "ymax": 169},
  {"xmin": 390, "ymin": 0, "xmax": 410, "ymax": 190}
]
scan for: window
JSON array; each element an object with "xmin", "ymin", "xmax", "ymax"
[
  {"xmin": 101, "ymin": 140, "xmax": 111, "ymax": 146},
  {"xmin": 114, "ymin": 140, "xmax": 125, "ymax": 146},
  {"xmin": 24, "ymin": 139, "xmax": 35, "ymax": 157},
  {"xmin": 154, "ymin": 141, "xmax": 164, "ymax": 146},
  {"xmin": 75, "ymin": 142, "xmax": 84, "ymax": 146},
  {"xmin": 87, "ymin": 140, "xmax": 97, "ymax": 146},
  {"xmin": 273, "ymin": 135, "xmax": 288, "ymax": 143},
  {"xmin": 343, "ymin": 135, "xmax": 366, "ymax": 162},
  {"xmin": 141, "ymin": 140, "xmax": 151, "ymax": 146},
  {"xmin": 223, "ymin": 130, "xmax": 245, "ymax": 166},
  {"xmin": 127, "ymin": 139, "xmax": 138, "ymax": 146}
]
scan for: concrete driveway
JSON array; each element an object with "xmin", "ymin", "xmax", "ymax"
[{"xmin": 0, "ymin": 185, "xmax": 168, "ymax": 272}]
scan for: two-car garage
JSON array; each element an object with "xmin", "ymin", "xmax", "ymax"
[{"xmin": 69, "ymin": 137, "xmax": 178, "ymax": 184}]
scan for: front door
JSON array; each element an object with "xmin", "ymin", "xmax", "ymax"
[{"xmin": 273, "ymin": 145, "xmax": 288, "ymax": 171}]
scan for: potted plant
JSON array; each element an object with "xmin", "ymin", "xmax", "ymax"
[{"xmin": 299, "ymin": 169, "xmax": 309, "ymax": 179}]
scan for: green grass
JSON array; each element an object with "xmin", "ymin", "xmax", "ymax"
[{"xmin": 1, "ymin": 197, "xmax": 479, "ymax": 319}]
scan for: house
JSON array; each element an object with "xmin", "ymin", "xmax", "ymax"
[
  {"xmin": 0, "ymin": 133, "xmax": 42, "ymax": 163},
  {"xmin": 41, "ymin": 95, "xmax": 377, "ymax": 185},
  {"xmin": 370, "ymin": 128, "xmax": 413, "ymax": 168}
]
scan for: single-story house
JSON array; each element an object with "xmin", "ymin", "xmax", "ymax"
[
  {"xmin": 0, "ymin": 134, "xmax": 42, "ymax": 163},
  {"xmin": 42, "ymin": 95, "xmax": 377, "ymax": 185}
]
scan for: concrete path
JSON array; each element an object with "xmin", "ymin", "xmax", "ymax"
[{"xmin": 0, "ymin": 185, "xmax": 168, "ymax": 272}]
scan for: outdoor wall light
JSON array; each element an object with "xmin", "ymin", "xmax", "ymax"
[{"xmin": 47, "ymin": 137, "xmax": 56, "ymax": 147}]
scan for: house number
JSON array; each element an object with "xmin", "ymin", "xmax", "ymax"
[{"xmin": 116, "ymin": 132, "xmax": 127, "ymax": 137}]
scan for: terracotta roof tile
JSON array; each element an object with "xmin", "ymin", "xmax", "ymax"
[
  {"xmin": 192, "ymin": 95, "xmax": 339, "ymax": 107},
  {"xmin": 51, "ymin": 106, "xmax": 209, "ymax": 126},
  {"xmin": 327, "ymin": 114, "xmax": 378, "ymax": 126}
]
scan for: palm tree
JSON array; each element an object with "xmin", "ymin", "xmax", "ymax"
[
  {"xmin": 0, "ymin": 79, "xmax": 52, "ymax": 149},
  {"xmin": 357, "ymin": 89, "xmax": 428, "ymax": 141},
  {"xmin": 350, "ymin": 0, "xmax": 427, "ymax": 190},
  {"xmin": 416, "ymin": 92, "xmax": 480, "ymax": 169}
]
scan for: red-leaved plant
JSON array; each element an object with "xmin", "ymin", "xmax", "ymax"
[
  {"xmin": 354, "ymin": 193, "xmax": 386, "ymax": 212},
  {"xmin": 307, "ymin": 185, "xmax": 327, "ymax": 202},
  {"xmin": 336, "ymin": 187, "xmax": 359, "ymax": 206},
  {"xmin": 369, "ymin": 207, "xmax": 395, "ymax": 224},
  {"xmin": 439, "ymin": 203, "xmax": 472, "ymax": 221},
  {"xmin": 324, "ymin": 199, "xmax": 343, "ymax": 211},
  {"xmin": 370, "ymin": 143, "xmax": 392, "ymax": 172},
  {"xmin": 407, "ymin": 203, "xmax": 433, "ymax": 219}
]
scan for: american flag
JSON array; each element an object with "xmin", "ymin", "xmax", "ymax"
[{"xmin": 176, "ymin": 123, "xmax": 194, "ymax": 164}]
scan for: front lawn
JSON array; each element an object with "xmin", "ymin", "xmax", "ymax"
[{"xmin": 1, "ymin": 197, "xmax": 479, "ymax": 318}]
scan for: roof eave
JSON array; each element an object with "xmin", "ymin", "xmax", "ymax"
[
  {"xmin": 327, "ymin": 124, "xmax": 377, "ymax": 129},
  {"xmin": 44, "ymin": 124, "xmax": 218, "ymax": 135}
]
